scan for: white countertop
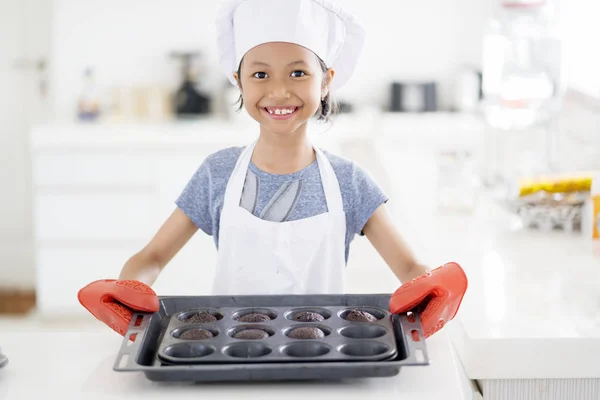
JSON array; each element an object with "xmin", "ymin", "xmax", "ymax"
[{"xmin": 0, "ymin": 326, "xmax": 469, "ymax": 400}]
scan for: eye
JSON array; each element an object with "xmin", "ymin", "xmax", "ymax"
[
  {"xmin": 291, "ymin": 70, "xmax": 306, "ymax": 78},
  {"xmin": 253, "ymin": 72, "xmax": 268, "ymax": 79}
]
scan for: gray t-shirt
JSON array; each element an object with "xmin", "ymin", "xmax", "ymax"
[{"xmin": 175, "ymin": 146, "xmax": 388, "ymax": 264}]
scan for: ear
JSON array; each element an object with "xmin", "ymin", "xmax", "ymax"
[
  {"xmin": 233, "ymin": 72, "xmax": 243, "ymax": 92},
  {"xmin": 321, "ymin": 68, "xmax": 335, "ymax": 99}
]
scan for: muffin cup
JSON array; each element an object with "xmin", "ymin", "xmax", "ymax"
[
  {"xmin": 280, "ymin": 341, "xmax": 331, "ymax": 358},
  {"xmin": 283, "ymin": 325, "xmax": 331, "ymax": 340},
  {"xmin": 227, "ymin": 325, "xmax": 276, "ymax": 340},
  {"xmin": 176, "ymin": 309, "xmax": 224, "ymax": 324},
  {"xmin": 231, "ymin": 308, "xmax": 278, "ymax": 322},
  {"xmin": 284, "ymin": 307, "xmax": 332, "ymax": 322},
  {"xmin": 338, "ymin": 307, "xmax": 387, "ymax": 322},
  {"xmin": 222, "ymin": 342, "xmax": 272, "ymax": 358},
  {"xmin": 171, "ymin": 326, "xmax": 219, "ymax": 340},
  {"xmin": 338, "ymin": 341, "xmax": 391, "ymax": 357}
]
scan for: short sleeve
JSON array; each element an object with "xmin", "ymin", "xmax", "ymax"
[
  {"xmin": 175, "ymin": 161, "xmax": 214, "ymax": 236},
  {"xmin": 347, "ymin": 162, "xmax": 388, "ymax": 236}
]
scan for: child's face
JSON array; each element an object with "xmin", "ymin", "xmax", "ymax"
[{"xmin": 235, "ymin": 42, "xmax": 333, "ymax": 136}]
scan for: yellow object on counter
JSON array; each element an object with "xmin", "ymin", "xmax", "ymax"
[
  {"xmin": 517, "ymin": 174, "xmax": 593, "ymax": 197},
  {"xmin": 592, "ymin": 174, "xmax": 600, "ymax": 240},
  {"xmin": 593, "ymin": 197, "xmax": 600, "ymax": 239}
]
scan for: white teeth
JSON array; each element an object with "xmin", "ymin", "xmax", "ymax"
[{"xmin": 267, "ymin": 108, "xmax": 295, "ymax": 115}]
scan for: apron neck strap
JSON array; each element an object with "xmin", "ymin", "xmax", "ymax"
[{"xmin": 314, "ymin": 147, "xmax": 343, "ymax": 212}]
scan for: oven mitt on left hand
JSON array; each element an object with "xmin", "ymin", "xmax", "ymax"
[
  {"xmin": 389, "ymin": 262, "xmax": 468, "ymax": 338},
  {"xmin": 78, "ymin": 279, "xmax": 159, "ymax": 337}
]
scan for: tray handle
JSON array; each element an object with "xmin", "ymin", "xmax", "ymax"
[
  {"xmin": 112, "ymin": 312, "xmax": 152, "ymax": 371},
  {"xmin": 392, "ymin": 311, "xmax": 430, "ymax": 366}
]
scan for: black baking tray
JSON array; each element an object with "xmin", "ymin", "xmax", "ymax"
[{"xmin": 113, "ymin": 294, "xmax": 430, "ymax": 382}]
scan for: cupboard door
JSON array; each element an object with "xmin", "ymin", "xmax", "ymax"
[{"xmin": 35, "ymin": 193, "xmax": 158, "ymax": 241}]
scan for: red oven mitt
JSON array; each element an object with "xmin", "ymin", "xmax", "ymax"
[
  {"xmin": 389, "ymin": 262, "xmax": 467, "ymax": 338},
  {"xmin": 77, "ymin": 279, "xmax": 159, "ymax": 337}
]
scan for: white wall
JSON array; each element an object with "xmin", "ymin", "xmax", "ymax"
[
  {"xmin": 0, "ymin": 0, "xmax": 29, "ymax": 289},
  {"xmin": 50, "ymin": 0, "xmax": 494, "ymax": 121},
  {"xmin": 0, "ymin": 0, "xmax": 53, "ymax": 290}
]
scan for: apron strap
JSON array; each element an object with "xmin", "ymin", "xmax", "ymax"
[
  {"xmin": 315, "ymin": 147, "xmax": 344, "ymax": 213},
  {"xmin": 222, "ymin": 140, "xmax": 257, "ymax": 211}
]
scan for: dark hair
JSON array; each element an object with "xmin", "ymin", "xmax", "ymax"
[{"xmin": 234, "ymin": 56, "xmax": 338, "ymax": 123}]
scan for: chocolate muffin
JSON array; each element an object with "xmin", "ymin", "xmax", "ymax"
[
  {"xmin": 233, "ymin": 329, "xmax": 270, "ymax": 340},
  {"xmin": 293, "ymin": 311, "xmax": 325, "ymax": 322},
  {"xmin": 345, "ymin": 310, "xmax": 377, "ymax": 322},
  {"xmin": 287, "ymin": 327, "xmax": 325, "ymax": 339},
  {"xmin": 179, "ymin": 328, "xmax": 214, "ymax": 340},
  {"xmin": 237, "ymin": 313, "xmax": 271, "ymax": 323},
  {"xmin": 185, "ymin": 312, "xmax": 217, "ymax": 324}
]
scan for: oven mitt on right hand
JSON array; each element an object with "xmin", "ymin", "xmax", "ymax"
[
  {"xmin": 389, "ymin": 262, "xmax": 468, "ymax": 338},
  {"xmin": 78, "ymin": 279, "xmax": 159, "ymax": 337}
]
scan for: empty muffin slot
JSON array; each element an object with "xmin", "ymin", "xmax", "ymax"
[
  {"xmin": 281, "ymin": 342, "xmax": 331, "ymax": 358},
  {"xmin": 171, "ymin": 327, "xmax": 218, "ymax": 340},
  {"xmin": 228, "ymin": 325, "xmax": 275, "ymax": 340},
  {"xmin": 177, "ymin": 309, "xmax": 223, "ymax": 324},
  {"xmin": 338, "ymin": 307, "xmax": 386, "ymax": 322},
  {"xmin": 162, "ymin": 343, "xmax": 215, "ymax": 359},
  {"xmin": 338, "ymin": 325, "xmax": 387, "ymax": 339},
  {"xmin": 223, "ymin": 342, "xmax": 272, "ymax": 358},
  {"xmin": 284, "ymin": 308, "xmax": 331, "ymax": 322},
  {"xmin": 339, "ymin": 341, "xmax": 390, "ymax": 357},
  {"xmin": 284, "ymin": 325, "xmax": 330, "ymax": 340},
  {"xmin": 231, "ymin": 308, "xmax": 277, "ymax": 323}
]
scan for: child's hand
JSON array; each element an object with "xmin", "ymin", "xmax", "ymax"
[
  {"xmin": 389, "ymin": 262, "xmax": 468, "ymax": 338},
  {"xmin": 78, "ymin": 279, "xmax": 159, "ymax": 336}
]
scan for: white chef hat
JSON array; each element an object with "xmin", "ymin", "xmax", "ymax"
[{"xmin": 215, "ymin": 0, "xmax": 365, "ymax": 90}]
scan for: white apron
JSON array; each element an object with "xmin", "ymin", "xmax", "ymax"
[{"xmin": 211, "ymin": 140, "xmax": 346, "ymax": 295}]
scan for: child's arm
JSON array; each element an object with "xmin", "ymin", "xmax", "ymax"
[
  {"xmin": 362, "ymin": 204, "xmax": 428, "ymax": 283},
  {"xmin": 119, "ymin": 208, "xmax": 199, "ymax": 286},
  {"xmin": 78, "ymin": 207, "xmax": 198, "ymax": 336},
  {"xmin": 364, "ymin": 204, "xmax": 468, "ymax": 338}
]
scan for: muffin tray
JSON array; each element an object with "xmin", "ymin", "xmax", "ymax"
[
  {"xmin": 113, "ymin": 294, "xmax": 429, "ymax": 382},
  {"xmin": 156, "ymin": 305, "xmax": 397, "ymax": 364}
]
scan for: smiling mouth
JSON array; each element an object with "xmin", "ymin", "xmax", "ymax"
[{"xmin": 262, "ymin": 106, "xmax": 301, "ymax": 120}]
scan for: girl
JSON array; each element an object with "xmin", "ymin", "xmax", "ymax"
[{"xmin": 78, "ymin": 0, "xmax": 467, "ymax": 340}]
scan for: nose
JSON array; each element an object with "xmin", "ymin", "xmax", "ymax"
[{"xmin": 268, "ymin": 77, "xmax": 291, "ymax": 100}]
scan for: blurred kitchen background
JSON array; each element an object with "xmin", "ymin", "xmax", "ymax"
[{"xmin": 1, "ymin": 0, "xmax": 599, "ymax": 317}]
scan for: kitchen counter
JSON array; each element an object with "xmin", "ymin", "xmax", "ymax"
[
  {"xmin": 375, "ymin": 135, "xmax": 600, "ymax": 399},
  {"xmin": 0, "ymin": 327, "xmax": 470, "ymax": 400}
]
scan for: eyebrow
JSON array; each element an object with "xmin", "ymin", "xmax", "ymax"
[{"xmin": 248, "ymin": 60, "xmax": 309, "ymax": 67}]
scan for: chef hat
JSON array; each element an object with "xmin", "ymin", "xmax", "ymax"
[{"xmin": 215, "ymin": 0, "xmax": 365, "ymax": 90}]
